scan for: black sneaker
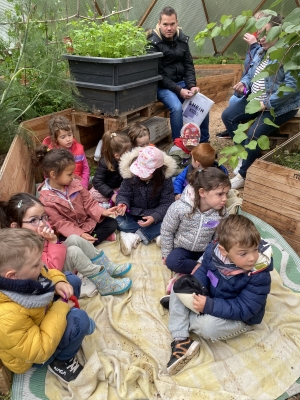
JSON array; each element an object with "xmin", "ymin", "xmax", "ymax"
[
  {"xmin": 160, "ymin": 295, "xmax": 170, "ymax": 310},
  {"xmin": 48, "ymin": 357, "xmax": 83, "ymax": 384},
  {"xmin": 216, "ymin": 130, "xmax": 231, "ymax": 139},
  {"xmin": 167, "ymin": 338, "xmax": 200, "ymax": 376}
]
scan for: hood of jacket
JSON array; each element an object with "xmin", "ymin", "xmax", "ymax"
[{"xmin": 119, "ymin": 147, "xmax": 177, "ymax": 179}]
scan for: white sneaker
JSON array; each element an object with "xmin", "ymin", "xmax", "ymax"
[
  {"xmin": 120, "ymin": 232, "xmax": 141, "ymax": 255},
  {"xmin": 233, "ymin": 157, "xmax": 243, "ymax": 175},
  {"xmin": 78, "ymin": 275, "xmax": 98, "ymax": 298},
  {"xmin": 230, "ymin": 173, "xmax": 245, "ymax": 190},
  {"xmin": 155, "ymin": 235, "xmax": 161, "ymax": 247}
]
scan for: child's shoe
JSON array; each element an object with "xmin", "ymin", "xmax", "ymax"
[
  {"xmin": 119, "ymin": 232, "xmax": 141, "ymax": 256},
  {"xmin": 155, "ymin": 235, "xmax": 161, "ymax": 247},
  {"xmin": 78, "ymin": 273, "xmax": 98, "ymax": 298},
  {"xmin": 48, "ymin": 356, "xmax": 83, "ymax": 385},
  {"xmin": 167, "ymin": 338, "xmax": 200, "ymax": 376},
  {"xmin": 88, "ymin": 266, "xmax": 132, "ymax": 296},
  {"xmin": 160, "ymin": 294, "xmax": 170, "ymax": 309},
  {"xmin": 105, "ymin": 232, "xmax": 117, "ymax": 242},
  {"xmin": 91, "ymin": 250, "xmax": 131, "ymax": 277}
]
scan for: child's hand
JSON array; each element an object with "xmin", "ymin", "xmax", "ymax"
[
  {"xmin": 191, "ymin": 263, "xmax": 201, "ymax": 275},
  {"xmin": 175, "ymin": 194, "xmax": 181, "ymax": 201},
  {"xmin": 138, "ymin": 216, "xmax": 154, "ymax": 227},
  {"xmin": 192, "ymin": 293, "xmax": 206, "ymax": 313},
  {"xmin": 36, "ymin": 225, "xmax": 57, "ymax": 243},
  {"xmin": 81, "ymin": 232, "xmax": 97, "ymax": 243},
  {"xmin": 102, "ymin": 206, "xmax": 118, "ymax": 217},
  {"xmin": 55, "ymin": 282, "xmax": 74, "ymax": 299},
  {"xmin": 116, "ymin": 204, "xmax": 127, "ymax": 216}
]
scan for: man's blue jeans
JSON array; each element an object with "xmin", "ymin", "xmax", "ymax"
[
  {"xmin": 157, "ymin": 80, "xmax": 210, "ymax": 142},
  {"xmin": 35, "ymin": 272, "xmax": 95, "ymax": 366},
  {"xmin": 221, "ymin": 97, "xmax": 298, "ymax": 178},
  {"xmin": 116, "ymin": 214, "xmax": 161, "ymax": 244}
]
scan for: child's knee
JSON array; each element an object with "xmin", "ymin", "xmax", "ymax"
[{"xmin": 64, "ymin": 234, "xmax": 83, "ymax": 248}]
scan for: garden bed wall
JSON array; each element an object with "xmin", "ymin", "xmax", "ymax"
[
  {"xmin": 242, "ymin": 132, "xmax": 300, "ymax": 255},
  {"xmin": 194, "ymin": 64, "xmax": 243, "ymax": 85},
  {"xmin": 0, "ymin": 135, "xmax": 34, "ymax": 201}
]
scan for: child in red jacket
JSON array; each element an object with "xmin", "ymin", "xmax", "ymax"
[{"xmin": 43, "ymin": 115, "xmax": 90, "ymax": 189}]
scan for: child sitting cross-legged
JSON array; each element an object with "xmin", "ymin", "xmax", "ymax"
[
  {"xmin": 165, "ymin": 214, "xmax": 273, "ymax": 376},
  {"xmin": 0, "ymin": 228, "xmax": 95, "ymax": 385}
]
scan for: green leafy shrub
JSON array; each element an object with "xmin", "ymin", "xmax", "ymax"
[
  {"xmin": 194, "ymin": 53, "xmax": 243, "ymax": 65},
  {"xmin": 69, "ymin": 20, "xmax": 149, "ymax": 58}
]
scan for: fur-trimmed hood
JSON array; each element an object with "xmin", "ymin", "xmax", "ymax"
[{"xmin": 119, "ymin": 147, "xmax": 177, "ymax": 179}]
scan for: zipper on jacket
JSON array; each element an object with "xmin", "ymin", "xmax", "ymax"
[{"xmin": 192, "ymin": 213, "xmax": 204, "ymax": 251}]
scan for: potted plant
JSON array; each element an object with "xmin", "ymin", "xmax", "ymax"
[{"xmin": 62, "ymin": 20, "xmax": 162, "ymax": 116}]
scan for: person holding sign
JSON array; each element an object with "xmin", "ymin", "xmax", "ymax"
[{"xmin": 148, "ymin": 7, "xmax": 210, "ymax": 142}]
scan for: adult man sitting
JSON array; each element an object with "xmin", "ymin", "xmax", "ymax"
[{"xmin": 148, "ymin": 7, "xmax": 209, "ymax": 142}]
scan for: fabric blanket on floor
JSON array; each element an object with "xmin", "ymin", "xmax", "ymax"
[{"xmin": 41, "ymin": 209, "xmax": 300, "ymax": 400}]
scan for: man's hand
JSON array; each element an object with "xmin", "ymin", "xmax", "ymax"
[
  {"xmin": 137, "ymin": 216, "xmax": 154, "ymax": 227},
  {"xmin": 189, "ymin": 86, "xmax": 200, "ymax": 94},
  {"xmin": 180, "ymin": 88, "xmax": 197, "ymax": 99},
  {"xmin": 193, "ymin": 293, "xmax": 207, "ymax": 313}
]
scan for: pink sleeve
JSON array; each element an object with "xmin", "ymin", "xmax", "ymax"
[
  {"xmin": 81, "ymin": 155, "xmax": 90, "ymax": 189},
  {"xmin": 42, "ymin": 241, "xmax": 67, "ymax": 271}
]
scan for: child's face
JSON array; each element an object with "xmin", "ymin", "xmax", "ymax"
[
  {"xmin": 51, "ymin": 163, "xmax": 75, "ymax": 188},
  {"xmin": 219, "ymin": 244, "xmax": 259, "ymax": 271},
  {"xmin": 136, "ymin": 135, "xmax": 150, "ymax": 148},
  {"xmin": 56, "ymin": 129, "xmax": 74, "ymax": 149},
  {"xmin": 21, "ymin": 203, "xmax": 48, "ymax": 232},
  {"xmin": 199, "ymin": 185, "xmax": 230, "ymax": 212},
  {"xmin": 15, "ymin": 248, "xmax": 44, "ymax": 281}
]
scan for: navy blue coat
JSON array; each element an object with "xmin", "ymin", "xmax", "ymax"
[{"xmin": 194, "ymin": 240, "xmax": 273, "ymax": 325}]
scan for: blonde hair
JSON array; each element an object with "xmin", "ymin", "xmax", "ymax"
[
  {"xmin": 127, "ymin": 123, "xmax": 150, "ymax": 147},
  {"xmin": 101, "ymin": 131, "xmax": 131, "ymax": 171},
  {"xmin": 0, "ymin": 228, "xmax": 44, "ymax": 273},
  {"xmin": 216, "ymin": 215, "xmax": 261, "ymax": 252},
  {"xmin": 191, "ymin": 143, "xmax": 216, "ymax": 168}
]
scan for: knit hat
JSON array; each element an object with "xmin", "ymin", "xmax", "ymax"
[
  {"xmin": 130, "ymin": 146, "xmax": 164, "ymax": 178},
  {"xmin": 180, "ymin": 122, "xmax": 201, "ymax": 148}
]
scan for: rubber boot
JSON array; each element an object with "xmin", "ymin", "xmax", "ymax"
[
  {"xmin": 88, "ymin": 266, "xmax": 132, "ymax": 296},
  {"xmin": 91, "ymin": 250, "xmax": 131, "ymax": 277}
]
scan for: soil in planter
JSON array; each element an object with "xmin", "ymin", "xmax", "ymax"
[{"xmin": 272, "ymin": 146, "xmax": 300, "ymax": 170}]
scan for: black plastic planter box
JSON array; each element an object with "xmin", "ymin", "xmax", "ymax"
[
  {"xmin": 62, "ymin": 52, "xmax": 163, "ymax": 115},
  {"xmin": 71, "ymin": 76, "xmax": 160, "ymax": 115}
]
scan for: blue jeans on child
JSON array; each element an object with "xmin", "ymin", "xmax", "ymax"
[
  {"xmin": 221, "ymin": 98, "xmax": 298, "ymax": 178},
  {"xmin": 166, "ymin": 248, "xmax": 204, "ymax": 274},
  {"xmin": 168, "ymin": 289, "xmax": 251, "ymax": 342},
  {"xmin": 35, "ymin": 272, "xmax": 95, "ymax": 366},
  {"xmin": 157, "ymin": 80, "xmax": 210, "ymax": 142},
  {"xmin": 116, "ymin": 214, "xmax": 161, "ymax": 244}
]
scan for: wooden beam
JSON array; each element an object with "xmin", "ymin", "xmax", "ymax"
[
  {"xmin": 219, "ymin": 0, "xmax": 268, "ymax": 55},
  {"xmin": 201, "ymin": 0, "xmax": 218, "ymax": 55},
  {"xmin": 138, "ymin": 0, "xmax": 158, "ymax": 27}
]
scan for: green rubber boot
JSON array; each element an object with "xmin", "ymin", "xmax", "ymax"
[{"xmin": 88, "ymin": 266, "xmax": 132, "ymax": 296}]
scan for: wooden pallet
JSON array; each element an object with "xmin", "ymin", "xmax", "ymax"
[{"xmin": 72, "ymin": 102, "xmax": 157, "ymax": 132}]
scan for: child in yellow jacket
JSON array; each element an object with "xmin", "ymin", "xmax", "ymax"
[{"xmin": 0, "ymin": 228, "xmax": 95, "ymax": 385}]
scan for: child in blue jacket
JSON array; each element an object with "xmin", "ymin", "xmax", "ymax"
[
  {"xmin": 173, "ymin": 143, "xmax": 227, "ymax": 200},
  {"xmin": 165, "ymin": 214, "xmax": 273, "ymax": 376}
]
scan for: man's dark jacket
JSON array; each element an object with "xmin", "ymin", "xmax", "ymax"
[{"xmin": 148, "ymin": 26, "xmax": 196, "ymax": 96}]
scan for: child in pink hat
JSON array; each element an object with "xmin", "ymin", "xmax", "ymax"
[{"xmin": 115, "ymin": 146, "xmax": 177, "ymax": 255}]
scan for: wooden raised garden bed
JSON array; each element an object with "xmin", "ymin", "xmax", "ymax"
[
  {"xmin": 194, "ymin": 64, "xmax": 243, "ymax": 103},
  {"xmin": 242, "ymin": 132, "xmax": 300, "ymax": 255}
]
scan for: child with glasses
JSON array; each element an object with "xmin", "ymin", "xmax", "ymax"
[
  {"xmin": 0, "ymin": 191, "xmax": 132, "ymax": 297},
  {"xmin": 0, "ymin": 228, "xmax": 95, "ymax": 384},
  {"xmin": 43, "ymin": 115, "xmax": 90, "ymax": 189}
]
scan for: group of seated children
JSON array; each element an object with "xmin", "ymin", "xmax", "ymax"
[{"xmin": 0, "ymin": 115, "xmax": 273, "ymax": 385}]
